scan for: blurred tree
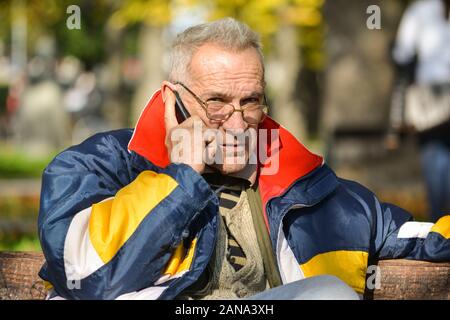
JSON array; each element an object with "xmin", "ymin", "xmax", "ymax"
[
  {"xmin": 108, "ymin": 0, "xmax": 172, "ymax": 124},
  {"xmin": 0, "ymin": 0, "xmax": 127, "ymax": 133},
  {"xmin": 0, "ymin": 0, "xmax": 326, "ymax": 135},
  {"xmin": 0, "ymin": 0, "xmax": 113, "ymax": 67},
  {"xmin": 322, "ymin": 0, "xmax": 411, "ymax": 135}
]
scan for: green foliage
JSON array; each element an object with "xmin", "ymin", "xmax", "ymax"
[
  {"xmin": 109, "ymin": 0, "xmax": 172, "ymax": 28},
  {"xmin": 49, "ymin": 0, "xmax": 113, "ymax": 68},
  {"xmin": 200, "ymin": 0, "xmax": 326, "ymax": 70},
  {"xmin": 0, "ymin": 0, "xmax": 114, "ymax": 68},
  {"xmin": 0, "ymin": 149, "xmax": 54, "ymax": 178},
  {"xmin": 0, "ymin": 235, "xmax": 41, "ymax": 251},
  {"xmin": 0, "ymin": 0, "xmax": 326, "ymax": 70},
  {"xmin": 0, "ymin": 196, "xmax": 41, "ymax": 251}
]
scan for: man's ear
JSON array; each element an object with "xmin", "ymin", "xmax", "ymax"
[{"xmin": 161, "ymin": 81, "xmax": 176, "ymax": 103}]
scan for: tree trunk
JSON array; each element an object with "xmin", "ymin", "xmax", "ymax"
[
  {"xmin": 131, "ymin": 24, "xmax": 166, "ymax": 125},
  {"xmin": 321, "ymin": 0, "xmax": 407, "ymax": 135},
  {"xmin": 266, "ymin": 24, "xmax": 306, "ymax": 141},
  {"xmin": 103, "ymin": 22, "xmax": 126, "ymax": 129}
]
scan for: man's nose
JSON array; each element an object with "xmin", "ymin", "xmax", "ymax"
[{"xmin": 221, "ymin": 108, "xmax": 248, "ymax": 131}]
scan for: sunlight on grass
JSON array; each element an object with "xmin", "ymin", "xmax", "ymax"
[
  {"xmin": 0, "ymin": 236, "xmax": 41, "ymax": 252},
  {"xmin": 0, "ymin": 144, "xmax": 56, "ymax": 179}
]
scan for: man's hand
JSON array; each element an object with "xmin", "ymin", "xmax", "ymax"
[{"xmin": 163, "ymin": 85, "xmax": 216, "ymax": 174}]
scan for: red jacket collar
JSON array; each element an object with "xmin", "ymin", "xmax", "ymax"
[{"xmin": 128, "ymin": 90, "xmax": 323, "ymax": 226}]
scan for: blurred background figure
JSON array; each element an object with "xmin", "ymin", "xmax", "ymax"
[
  {"xmin": 14, "ymin": 55, "xmax": 68, "ymax": 156},
  {"xmin": 63, "ymin": 70, "xmax": 106, "ymax": 144},
  {"xmin": 389, "ymin": 0, "xmax": 450, "ymax": 221}
]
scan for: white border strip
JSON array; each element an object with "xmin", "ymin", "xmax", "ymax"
[
  {"xmin": 397, "ymin": 221, "xmax": 433, "ymax": 239},
  {"xmin": 63, "ymin": 198, "xmax": 113, "ymax": 280},
  {"xmin": 276, "ymin": 207, "xmax": 304, "ymax": 284}
]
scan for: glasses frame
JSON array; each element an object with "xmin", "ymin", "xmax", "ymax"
[{"xmin": 174, "ymin": 81, "xmax": 268, "ymax": 124}]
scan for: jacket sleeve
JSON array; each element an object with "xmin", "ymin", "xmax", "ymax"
[
  {"xmin": 38, "ymin": 132, "xmax": 216, "ymax": 299},
  {"xmin": 341, "ymin": 179, "xmax": 450, "ymax": 262}
]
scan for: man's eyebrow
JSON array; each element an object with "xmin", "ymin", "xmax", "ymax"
[
  {"xmin": 240, "ymin": 92, "xmax": 264, "ymax": 102},
  {"xmin": 201, "ymin": 91, "xmax": 264, "ymax": 99},
  {"xmin": 201, "ymin": 91, "xmax": 231, "ymax": 99},
  {"xmin": 246, "ymin": 91, "xmax": 264, "ymax": 98}
]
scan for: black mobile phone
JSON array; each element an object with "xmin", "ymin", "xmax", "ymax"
[{"xmin": 173, "ymin": 90, "xmax": 191, "ymax": 123}]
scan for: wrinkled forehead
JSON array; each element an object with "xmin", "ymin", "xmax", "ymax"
[{"xmin": 187, "ymin": 44, "xmax": 265, "ymax": 95}]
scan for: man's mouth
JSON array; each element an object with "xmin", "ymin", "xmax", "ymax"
[
  {"xmin": 220, "ymin": 143, "xmax": 246, "ymax": 149},
  {"xmin": 219, "ymin": 143, "xmax": 247, "ymax": 158}
]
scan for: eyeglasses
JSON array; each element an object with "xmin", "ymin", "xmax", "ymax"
[{"xmin": 175, "ymin": 82, "xmax": 268, "ymax": 125}]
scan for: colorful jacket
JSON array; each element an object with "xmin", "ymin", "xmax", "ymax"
[{"xmin": 38, "ymin": 90, "xmax": 450, "ymax": 300}]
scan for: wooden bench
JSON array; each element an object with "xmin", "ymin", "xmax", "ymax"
[{"xmin": 0, "ymin": 251, "xmax": 449, "ymax": 300}]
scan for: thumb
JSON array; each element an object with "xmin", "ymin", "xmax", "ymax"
[{"xmin": 162, "ymin": 82, "xmax": 178, "ymax": 131}]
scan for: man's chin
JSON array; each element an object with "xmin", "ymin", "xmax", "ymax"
[{"xmin": 210, "ymin": 160, "xmax": 248, "ymax": 175}]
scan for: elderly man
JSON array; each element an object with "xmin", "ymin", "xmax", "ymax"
[{"xmin": 38, "ymin": 18, "xmax": 450, "ymax": 300}]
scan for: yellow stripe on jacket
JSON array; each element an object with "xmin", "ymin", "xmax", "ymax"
[
  {"xmin": 431, "ymin": 215, "xmax": 450, "ymax": 239},
  {"xmin": 299, "ymin": 250, "xmax": 369, "ymax": 294},
  {"xmin": 88, "ymin": 170, "xmax": 178, "ymax": 264},
  {"xmin": 163, "ymin": 238, "xmax": 198, "ymax": 277}
]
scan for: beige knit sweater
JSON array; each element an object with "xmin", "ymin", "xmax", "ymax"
[{"xmin": 178, "ymin": 190, "xmax": 269, "ymax": 299}]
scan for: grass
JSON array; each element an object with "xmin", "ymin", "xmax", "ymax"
[
  {"xmin": 0, "ymin": 235, "xmax": 41, "ymax": 252},
  {"xmin": 0, "ymin": 195, "xmax": 41, "ymax": 252},
  {"xmin": 0, "ymin": 144, "xmax": 52, "ymax": 251},
  {"xmin": 0, "ymin": 145, "xmax": 56, "ymax": 179}
]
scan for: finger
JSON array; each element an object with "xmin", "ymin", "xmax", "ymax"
[
  {"xmin": 203, "ymin": 129, "xmax": 217, "ymax": 145},
  {"xmin": 204, "ymin": 137, "xmax": 217, "ymax": 165},
  {"xmin": 163, "ymin": 86, "xmax": 178, "ymax": 131}
]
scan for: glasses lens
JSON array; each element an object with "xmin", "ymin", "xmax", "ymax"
[
  {"xmin": 206, "ymin": 102, "xmax": 234, "ymax": 121},
  {"xmin": 206, "ymin": 102, "xmax": 268, "ymax": 124},
  {"xmin": 243, "ymin": 105, "xmax": 267, "ymax": 124}
]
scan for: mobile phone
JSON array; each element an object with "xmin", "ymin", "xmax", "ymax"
[{"xmin": 173, "ymin": 90, "xmax": 191, "ymax": 123}]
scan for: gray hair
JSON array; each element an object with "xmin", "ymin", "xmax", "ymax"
[{"xmin": 168, "ymin": 17, "xmax": 264, "ymax": 83}]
